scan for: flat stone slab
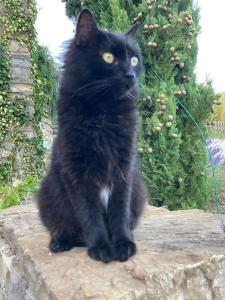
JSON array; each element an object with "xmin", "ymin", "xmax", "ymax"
[{"xmin": 0, "ymin": 204, "xmax": 225, "ymax": 300}]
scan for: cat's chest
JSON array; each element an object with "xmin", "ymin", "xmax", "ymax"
[
  {"xmin": 89, "ymin": 114, "xmax": 107, "ymax": 128},
  {"xmin": 88, "ymin": 114, "xmax": 134, "ymax": 149},
  {"xmin": 86, "ymin": 113, "xmax": 134, "ymax": 133},
  {"xmin": 67, "ymin": 112, "xmax": 136, "ymax": 184}
]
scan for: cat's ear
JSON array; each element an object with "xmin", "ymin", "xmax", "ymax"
[
  {"xmin": 75, "ymin": 8, "xmax": 99, "ymax": 46},
  {"xmin": 126, "ymin": 22, "xmax": 140, "ymax": 38}
]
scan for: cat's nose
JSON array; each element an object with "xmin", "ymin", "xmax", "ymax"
[
  {"xmin": 125, "ymin": 71, "xmax": 136, "ymax": 87},
  {"xmin": 126, "ymin": 71, "xmax": 135, "ymax": 81}
]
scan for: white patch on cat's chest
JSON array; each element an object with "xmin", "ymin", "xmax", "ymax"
[{"xmin": 100, "ymin": 186, "xmax": 111, "ymax": 209}]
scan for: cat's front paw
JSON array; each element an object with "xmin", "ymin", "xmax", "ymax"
[
  {"xmin": 49, "ymin": 238, "xmax": 73, "ymax": 253},
  {"xmin": 113, "ymin": 239, "xmax": 136, "ymax": 262},
  {"xmin": 88, "ymin": 242, "xmax": 113, "ymax": 263}
]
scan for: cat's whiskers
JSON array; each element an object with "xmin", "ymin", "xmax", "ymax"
[
  {"xmin": 125, "ymin": 91, "xmax": 137, "ymax": 101},
  {"xmin": 74, "ymin": 78, "xmax": 137, "ymax": 101},
  {"xmin": 73, "ymin": 79, "xmax": 113, "ymax": 97}
]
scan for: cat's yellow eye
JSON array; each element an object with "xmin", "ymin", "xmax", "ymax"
[
  {"xmin": 102, "ymin": 52, "xmax": 115, "ymax": 64},
  {"xmin": 131, "ymin": 56, "xmax": 139, "ymax": 67}
]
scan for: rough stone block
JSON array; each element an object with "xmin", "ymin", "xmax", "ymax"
[
  {"xmin": 40, "ymin": 119, "xmax": 54, "ymax": 151},
  {"xmin": 11, "ymin": 55, "xmax": 32, "ymax": 69},
  {"xmin": 10, "ymin": 66, "xmax": 33, "ymax": 85},
  {"xmin": 0, "ymin": 149, "xmax": 11, "ymax": 158},
  {"xmin": 9, "ymin": 40, "xmax": 29, "ymax": 56},
  {"xmin": 0, "ymin": 204, "xmax": 225, "ymax": 299},
  {"xmin": 10, "ymin": 83, "xmax": 33, "ymax": 96},
  {"xmin": 4, "ymin": 143, "xmax": 13, "ymax": 151},
  {"xmin": 26, "ymin": 99, "xmax": 35, "ymax": 117},
  {"xmin": 22, "ymin": 123, "xmax": 37, "ymax": 139}
]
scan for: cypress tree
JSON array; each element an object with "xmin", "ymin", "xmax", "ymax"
[{"xmin": 64, "ymin": 0, "xmax": 216, "ymax": 209}]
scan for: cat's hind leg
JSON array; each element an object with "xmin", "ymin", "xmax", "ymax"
[
  {"xmin": 37, "ymin": 167, "xmax": 85, "ymax": 253},
  {"xmin": 49, "ymin": 230, "xmax": 86, "ymax": 253},
  {"xmin": 130, "ymin": 169, "xmax": 148, "ymax": 231}
]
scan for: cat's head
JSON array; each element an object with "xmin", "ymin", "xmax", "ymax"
[{"xmin": 72, "ymin": 9, "xmax": 142, "ymax": 100}]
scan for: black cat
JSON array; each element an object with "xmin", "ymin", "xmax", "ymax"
[{"xmin": 37, "ymin": 9, "xmax": 147, "ymax": 263}]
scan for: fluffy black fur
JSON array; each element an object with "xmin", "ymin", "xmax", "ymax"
[{"xmin": 37, "ymin": 9, "xmax": 147, "ymax": 263}]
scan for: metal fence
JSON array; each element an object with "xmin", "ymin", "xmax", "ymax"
[{"xmin": 207, "ymin": 121, "xmax": 225, "ymax": 132}]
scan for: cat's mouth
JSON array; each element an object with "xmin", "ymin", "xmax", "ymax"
[{"xmin": 118, "ymin": 88, "xmax": 138, "ymax": 101}]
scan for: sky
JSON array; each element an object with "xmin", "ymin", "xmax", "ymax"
[
  {"xmin": 196, "ymin": 0, "xmax": 225, "ymax": 93},
  {"xmin": 35, "ymin": 0, "xmax": 225, "ymax": 93},
  {"xmin": 35, "ymin": 0, "xmax": 74, "ymax": 58}
]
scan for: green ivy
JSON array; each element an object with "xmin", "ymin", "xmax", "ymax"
[{"xmin": 0, "ymin": 0, "xmax": 57, "ymax": 185}]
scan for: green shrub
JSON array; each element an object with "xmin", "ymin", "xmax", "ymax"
[{"xmin": 0, "ymin": 175, "xmax": 39, "ymax": 209}]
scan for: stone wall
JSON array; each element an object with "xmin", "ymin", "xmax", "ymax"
[
  {"xmin": 0, "ymin": 38, "xmax": 54, "ymax": 173},
  {"xmin": 0, "ymin": 3, "xmax": 54, "ymax": 179},
  {"xmin": 0, "ymin": 39, "xmax": 34, "ymax": 178},
  {"xmin": 9, "ymin": 40, "xmax": 37, "ymax": 147},
  {"xmin": 1, "ymin": 204, "xmax": 225, "ymax": 299},
  {"xmin": 40, "ymin": 118, "xmax": 54, "ymax": 165}
]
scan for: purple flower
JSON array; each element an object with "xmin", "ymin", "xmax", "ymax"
[
  {"xmin": 220, "ymin": 219, "xmax": 225, "ymax": 240},
  {"xmin": 207, "ymin": 139, "xmax": 225, "ymax": 167}
]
